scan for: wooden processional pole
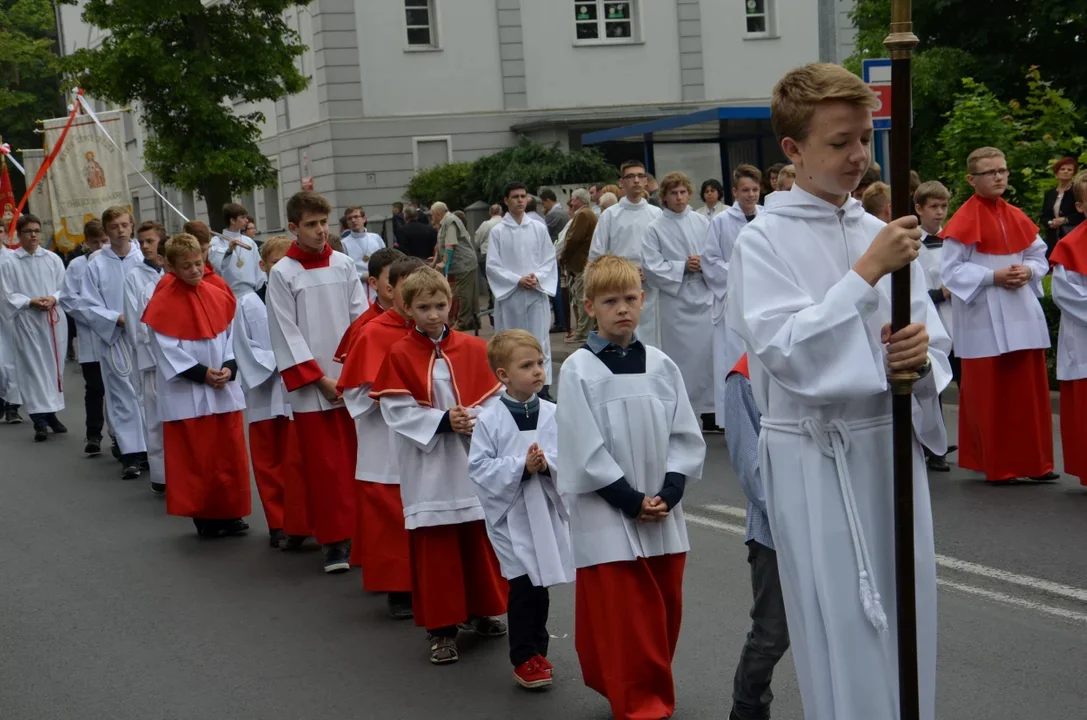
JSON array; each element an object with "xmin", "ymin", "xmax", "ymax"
[{"xmin": 884, "ymin": 2, "xmax": 921, "ymax": 719}]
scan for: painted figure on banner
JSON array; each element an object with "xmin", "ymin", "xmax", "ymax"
[{"xmin": 85, "ymin": 151, "xmax": 107, "ymax": 189}]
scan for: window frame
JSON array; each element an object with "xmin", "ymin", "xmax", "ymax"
[
  {"xmin": 742, "ymin": 0, "xmax": 778, "ymax": 40},
  {"xmin": 403, "ymin": 0, "xmax": 441, "ymax": 52},
  {"xmin": 572, "ymin": 1, "xmax": 642, "ymax": 47},
  {"xmin": 412, "ymin": 135, "xmax": 453, "ymax": 172}
]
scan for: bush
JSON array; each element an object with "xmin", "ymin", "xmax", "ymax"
[
  {"xmin": 470, "ymin": 138, "xmax": 617, "ymax": 204},
  {"xmin": 404, "ymin": 162, "xmax": 474, "ymax": 211}
]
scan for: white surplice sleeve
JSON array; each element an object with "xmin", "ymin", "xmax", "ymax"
[
  {"xmin": 909, "ymin": 261, "xmax": 953, "ymax": 454},
  {"xmin": 208, "ymin": 235, "xmax": 230, "ymax": 273},
  {"xmin": 940, "ymin": 239, "xmax": 994, "ymax": 304},
  {"xmin": 555, "ymin": 358, "xmax": 625, "ymax": 494},
  {"xmin": 0, "ymin": 263, "xmax": 30, "ymax": 319},
  {"xmin": 1023, "ymin": 237, "xmax": 1049, "ymax": 297},
  {"xmin": 468, "ymin": 411, "xmax": 525, "ymax": 525},
  {"xmin": 664, "ymin": 359, "xmax": 707, "ymax": 479},
  {"xmin": 731, "ymin": 229, "xmax": 888, "ymax": 405},
  {"xmin": 151, "ymin": 331, "xmax": 200, "ymax": 383},
  {"xmin": 379, "ymin": 393, "xmax": 446, "ymax": 452},
  {"xmin": 700, "ymin": 215, "xmax": 728, "ymax": 302},
  {"xmin": 1052, "ymin": 266, "xmax": 1087, "ymax": 325},
  {"xmin": 48, "ymin": 255, "xmax": 64, "ymax": 302},
  {"xmin": 346, "ymin": 269, "xmax": 368, "ymax": 322},
  {"xmin": 642, "ymin": 224, "xmax": 685, "ymax": 297},
  {"xmin": 531, "ymin": 230, "xmax": 559, "ymax": 298},
  {"xmin": 266, "ymin": 267, "xmax": 315, "ymax": 373},
  {"xmin": 232, "ymin": 300, "xmax": 276, "ymax": 394},
  {"xmin": 343, "ymin": 384, "xmax": 377, "ymax": 419},
  {"xmin": 485, "ymin": 230, "xmax": 524, "ymax": 302},
  {"xmin": 81, "ymin": 261, "xmax": 123, "ymax": 345},
  {"xmin": 537, "ymin": 405, "xmax": 560, "ymax": 481},
  {"xmin": 58, "ymin": 262, "xmax": 89, "ymax": 323},
  {"xmin": 588, "ymin": 208, "xmax": 611, "ymax": 262}
]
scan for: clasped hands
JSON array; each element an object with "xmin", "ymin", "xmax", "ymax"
[
  {"xmin": 518, "ymin": 274, "xmax": 539, "ymax": 290},
  {"xmin": 994, "ymin": 265, "xmax": 1032, "ymax": 289},
  {"xmin": 524, "ymin": 443, "xmax": 548, "ymax": 474},
  {"xmin": 638, "ymin": 495, "xmax": 670, "ymax": 523},
  {"xmin": 203, "ymin": 367, "xmax": 232, "ymax": 390},
  {"xmin": 449, "ymin": 406, "xmax": 475, "ymax": 435},
  {"xmin": 29, "ymin": 296, "xmax": 56, "ymax": 311}
]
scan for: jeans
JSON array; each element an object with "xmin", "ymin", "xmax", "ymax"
[
  {"xmin": 551, "ymin": 287, "xmax": 567, "ymax": 331},
  {"xmin": 80, "ymin": 361, "xmax": 106, "ymax": 440},
  {"xmin": 732, "ymin": 541, "xmax": 790, "ymax": 720},
  {"xmin": 507, "ymin": 574, "xmax": 550, "ymax": 666}
]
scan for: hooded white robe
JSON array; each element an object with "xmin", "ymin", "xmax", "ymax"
[
  {"xmin": 486, "ymin": 214, "xmax": 558, "ymax": 384},
  {"xmin": 0, "ymin": 245, "xmax": 20, "ymax": 406},
  {"xmin": 702, "ymin": 202, "xmax": 759, "ymax": 424},
  {"xmin": 58, "ymin": 253, "xmax": 101, "ymax": 365},
  {"xmin": 916, "ymin": 230, "xmax": 953, "ymax": 343},
  {"xmin": 124, "ymin": 262, "xmax": 166, "ymax": 483},
  {"xmin": 233, "ymin": 292, "xmax": 292, "ymax": 425},
  {"xmin": 209, "ymin": 229, "xmax": 266, "ymax": 298},
  {"xmin": 643, "ymin": 206, "xmax": 714, "ymax": 414},
  {"xmin": 0, "ymin": 246, "xmax": 67, "ymax": 414},
  {"xmin": 728, "ymin": 185, "xmax": 952, "ymax": 720},
  {"xmin": 468, "ymin": 396, "xmax": 574, "ymax": 587},
  {"xmin": 341, "ymin": 231, "xmax": 387, "ymax": 284},
  {"xmin": 589, "ymin": 197, "xmax": 663, "ymax": 348}
]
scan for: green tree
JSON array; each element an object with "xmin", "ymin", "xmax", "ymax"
[
  {"xmin": 404, "ymin": 162, "xmax": 474, "ymax": 211},
  {"xmin": 0, "ymin": 0, "xmax": 65, "ymax": 197},
  {"xmin": 470, "ymin": 138, "xmax": 616, "ymax": 204},
  {"xmin": 59, "ymin": 0, "xmax": 311, "ymax": 229}
]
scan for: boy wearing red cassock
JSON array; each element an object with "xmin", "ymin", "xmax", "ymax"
[
  {"xmin": 144, "ymin": 233, "xmax": 250, "ymax": 538},
  {"xmin": 337, "ymin": 255, "xmax": 425, "ymax": 618},
  {"xmin": 940, "ymin": 147, "xmax": 1057, "ymax": 483},
  {"xmin": 371, "ymin": 266, "xmax": 508, "ymax": 665},
  {"xmin": 1049, "ymin": 170, "xmax": 1087, "ymax": 485}
]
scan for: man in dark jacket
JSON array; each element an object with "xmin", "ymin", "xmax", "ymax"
[{"xmin": 397, "ymin": 207, "xmax": 437, "ymax": 260}]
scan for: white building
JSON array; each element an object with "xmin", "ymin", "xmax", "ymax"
[{"xmin": 57, "ymin": 0, "xmax": 856, "ymax": 236}]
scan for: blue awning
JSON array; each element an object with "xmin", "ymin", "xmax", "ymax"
[{"xmin": 581, "ymin": 106, "xmax": 772, "ymax": 145}]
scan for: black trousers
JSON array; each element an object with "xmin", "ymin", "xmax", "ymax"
[
  {"xmin": 80, "ymin": 362, "xmax": 105, "ymax": 440},
  {"xmin": 507, "ymin": 574, "xmax": 550, "ymax": 666},
  {"xmin": 732, "ymin": 541, "xmax": 790, "ymax": 720}
]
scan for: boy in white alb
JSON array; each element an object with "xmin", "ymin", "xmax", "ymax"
[
  {"xmin": 123, "ymin": 221, "xmax": 167, "ymax": 494},
  {"xmin": 340, "ymin": 205, "xmax": 387, "ymax": 292},
  {"xmin": 82, "ymin": 206, "xmax": 147, "ymax": 479},
  {"xmin": 267, "ymin": 191, "xmax": 368, "ymax": 574},
  {"xmin": 556, "ymin": 255, "xmax": 705, "ymax": 720},
  {"xmin": 728, "ymin": 63, "xmax": 951, "ymax": 719},
  {"xmin": 209, "ymin": 202, "xmax": 264, "ymax": 298},
  {"xmin": 487, "ymin": 181, "xmax": 559, "ymax": 399},
  {"xmin": 643, "ymin": 171, "xmax": 715, "ymax": 432},
  {"xmin": 590, "ymin": 160, "xmax": 663, "ymax": 347},
  {"xmin": 371, "ymin": 267, "xmax": 508, "ymax": 665},
  {"xmin": 702, "ymin": 164, "xmax": 763, "ymax": 428},
  {"xmin": 234, "ymin": 235, "xmax": 310, "ymax": 548},
  {"xmin": 469, "ymin": 329, "xmax": 573, "ymax": 691}
]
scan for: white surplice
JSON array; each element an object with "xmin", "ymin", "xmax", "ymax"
[
  {"xmin": 0, "ymin": 247, "xmax": 67, "ymax": 414},
  {"xmin": 643, "ymin": 207, "xmax": 714, "ymax": 414},
  {"xmin": 266, "ymin": 250, "xmax": 367, "ymax": 413},
  {"xmin": 150, "ymin": 327, "xmax": 246, "ymax": 422},
  {"xmin": 728, "ymin": 185, "xmax": 952, "ymax": 720},
  {"xmin": 589, "ymin": 197, "xmax": 663, "ymax": 347},
  {"xmin": 83, "ymin": 243, "xmax": 146, "ymax": 455},
  {"xmin": 58, "ymin": 253, "xmax": 101, "ymax": 364},
  {"xmin": 939, "ymin": 236, "xmax": 1050, "ymax": 358},
  {"xmin": 343, "ymin": 380, "xmax": 399, "ymax": 485},
  {"xmin": 916, "ymin": 231, "xmax": 953, "ymax": 343},
  {"xmin": 233, "ymin": 292, "xmax": 292, "ymax": 424},
  {"xmin": 468, "ymin": 396, "xmax": 574, "ymax": 587},
  {"xmin": 341, "ymin": 231, "xmax": 387, "ymax": 283},
  {"xmin": 0, "ymin": 246, "xmax": 19, "ymax": 405},
  {"xmin": 209, "ymin": 230, "xmax": 266, "ymax": 298},
  {"xmin": 555, "ymin": 346, "xmax": 706, "ymax": 568},
  {"xmin": 702, "ymin": 202, "xmax": 759, "ymax": 424},
  {"xmin": 124, "ymin": 263, "xmax": 166, "ymax": 484},
  {"xmin": 379, "ymin": 357, "xmax": 502, "ymax": 529},
  {"xmin": 486, "ymin": 214, "xmax": 558, "ymax": 384},
  {"xmin": 1051, "ymin": 265, "xmax": 1087, "ymax": 382}
]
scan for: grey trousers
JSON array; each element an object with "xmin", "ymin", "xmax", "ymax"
[{"xmin": 732, "ymin": 541, "xmax": 790, "ymax": 720}]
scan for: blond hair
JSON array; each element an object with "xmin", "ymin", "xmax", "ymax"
[
  {"xmin": 913, "ymin": 180, "xmax": 950, "ymax": 208},
  {"xmin": 260, "ymin": 234, "xmax": 292, "ymax": 263},
  {"xmin": 967, "ymin": 147, "xmax": 1006, "ymax": 174},
  {"xmin": 600, "ymin": 184, "xmax": 620, "ymax": 198},
  {"xmin": 487, "ymin": 329, "xmax": 543, "ymax": 372},
  {"xmin": 658, "ymin": 171, "xmax": 694, "ymax": 203},
  {"xmin": 164, "ymin": 233, "xmax": 203, "ymax": 267},
  {"xmin": 585, "ymin": 255, "xmax": 642, "ymax": 300},
  {"xmin": 861, "ymin": 182, "xmax": 891, "ymax": 216},
  {"xmin": 400, "ymin": 265, "xmax": 451, "ymax": 307},
  {"xmin": 771, "ymin": 63, "xmax": 879, "ymax": 144},
  {"xmin": 777, "ymin": 164, "xmax": 797, "ymax": 188},
  {"xmin": 1073, "ymin": 170, "xmax": 1087, "ymax": 204},
  {"xmin": 732, "ymin": 164, "xmax": 762, "ymax": 188}
]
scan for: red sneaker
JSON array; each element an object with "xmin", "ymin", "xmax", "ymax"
[
  {"xmin": 513, "ymin": 657, "xmax": 553, "ymax": 690},
  {"xmin": 536, "ymin": 655, "xmax": 553, "ymax": 673}
]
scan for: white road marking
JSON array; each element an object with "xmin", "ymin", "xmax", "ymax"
[{"xmin": 937, "ymin": 580, "xmax": 1087, "ymax": 625}]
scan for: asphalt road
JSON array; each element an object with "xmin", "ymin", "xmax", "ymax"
[{"xmin": 3, "ymin": 361, "xmax": 1087, "ymax": 719}]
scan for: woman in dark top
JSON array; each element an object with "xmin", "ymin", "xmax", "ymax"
[{"xmin": 1041, "ymin": 157, "xmax": 1084, "ymax": 253}]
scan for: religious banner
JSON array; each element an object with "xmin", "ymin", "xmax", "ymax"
[
  {"xmin": 19, "ymin": 149, "xmax": 57, "ymax": 249},
  {"xmin": 0, "ymin": 160, "xmax": 15, "ymax": 243},
  {"xmin": 42, "ymin": 109, "xmax": 130, "ymax": 253}
]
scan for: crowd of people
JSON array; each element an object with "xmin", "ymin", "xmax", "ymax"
[{"xmin": 2, "ymin": 60, "xmax": 1087, "ymax": 720}]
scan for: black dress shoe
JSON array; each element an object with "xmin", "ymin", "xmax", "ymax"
[
  {"xmin": 926, "ymin": 454, "xmax": 951, "ymax": 472},
  {"xmin": 46, "ymin": 416, "xmax": 68, "ymax": 434},
  {"xmin": 268, "ymin": 529, "xmax": 285, "ymax": 549},
  {"xmin": 121, "ymin": 464, "xmax": 141, "ymax": 480},
  {"xmin": 388, "ymin": 592, "xmax": 414, "ymax": 620},
  {"xmin": 33, "ymin": 423, "xmax": 48, "ymax": 442},
  {"xmin": 1029, "ymin": 471, "xmax": 1060, "ymax": 483},
  {"xmin": 84, "ymin": 437, "xmax": 102, "ymax": 455}
]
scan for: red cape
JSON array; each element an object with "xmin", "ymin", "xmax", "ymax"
[
  {"xmin": 337, "ymin": 307, "xmax": 410, "ymax": 392},
  {"xmin": 728, "ymin": 354, "xmax": 750, "ymax": 380},
  {"xmin": 1050, "ymin": 221, "xmax": 1087, "ymax": 275},
  {"xmin": 334, "ymin": 302, "xmax": 385, "ymax": 363},
  {"xmin": 370, "ymin": 327, "xmax": 501, "ymax": 408},
  {"xmin": 143, "ymin": 273, "xmax": 236, "ymax": 340},
  {"xmin": 287, "ymin": 240, "xmax": 332, "ymax": 269},
  {"xmin": 939, "ymin": 194, "xmax": 1038, "ymax": 255},
  {"xmin": 203, "ymin": 264, "xmax": 232, "ymax": 294}
]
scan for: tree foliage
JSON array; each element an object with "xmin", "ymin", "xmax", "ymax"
[
  {"xmin": 59, "ymin": 0, "xmax": 311, "ymax": 228},
  {"xmin": 469, "ymin": 138, "xmax": 617, "ymax": 204},
  {"xmin": 404, "ymin": 162, "xmax": 474, "ymax": 211},
  {"xmin": 0, "ymin": 0, "xmax": 65, "ymax": 197}
]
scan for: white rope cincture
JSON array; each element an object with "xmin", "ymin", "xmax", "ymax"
[
  {"xmin": 74, "ymin": 94, "xmax": 189, "ymax": 223},
  {"xmin": 0, "ymin": 143, "xmax": 25, "ymax": 176},
  {"xmin": 760, "ymin": 414, "xmax": 891, "ymax": 634}
]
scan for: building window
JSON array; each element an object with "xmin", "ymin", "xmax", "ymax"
[
  {"xmin": 405, "ymin": 0, "xmax": 438, "ymax": 48},
  {"xmin": 574, "ymin": 1, "xmax": 636, "ymax": 43},
  {"xmin": 412, "ymin": 136, "xmax": 452, "ymax": 171},
  {"xmin": 744, "ymin": 0, "xmax": 774, "ymax": 36}
]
